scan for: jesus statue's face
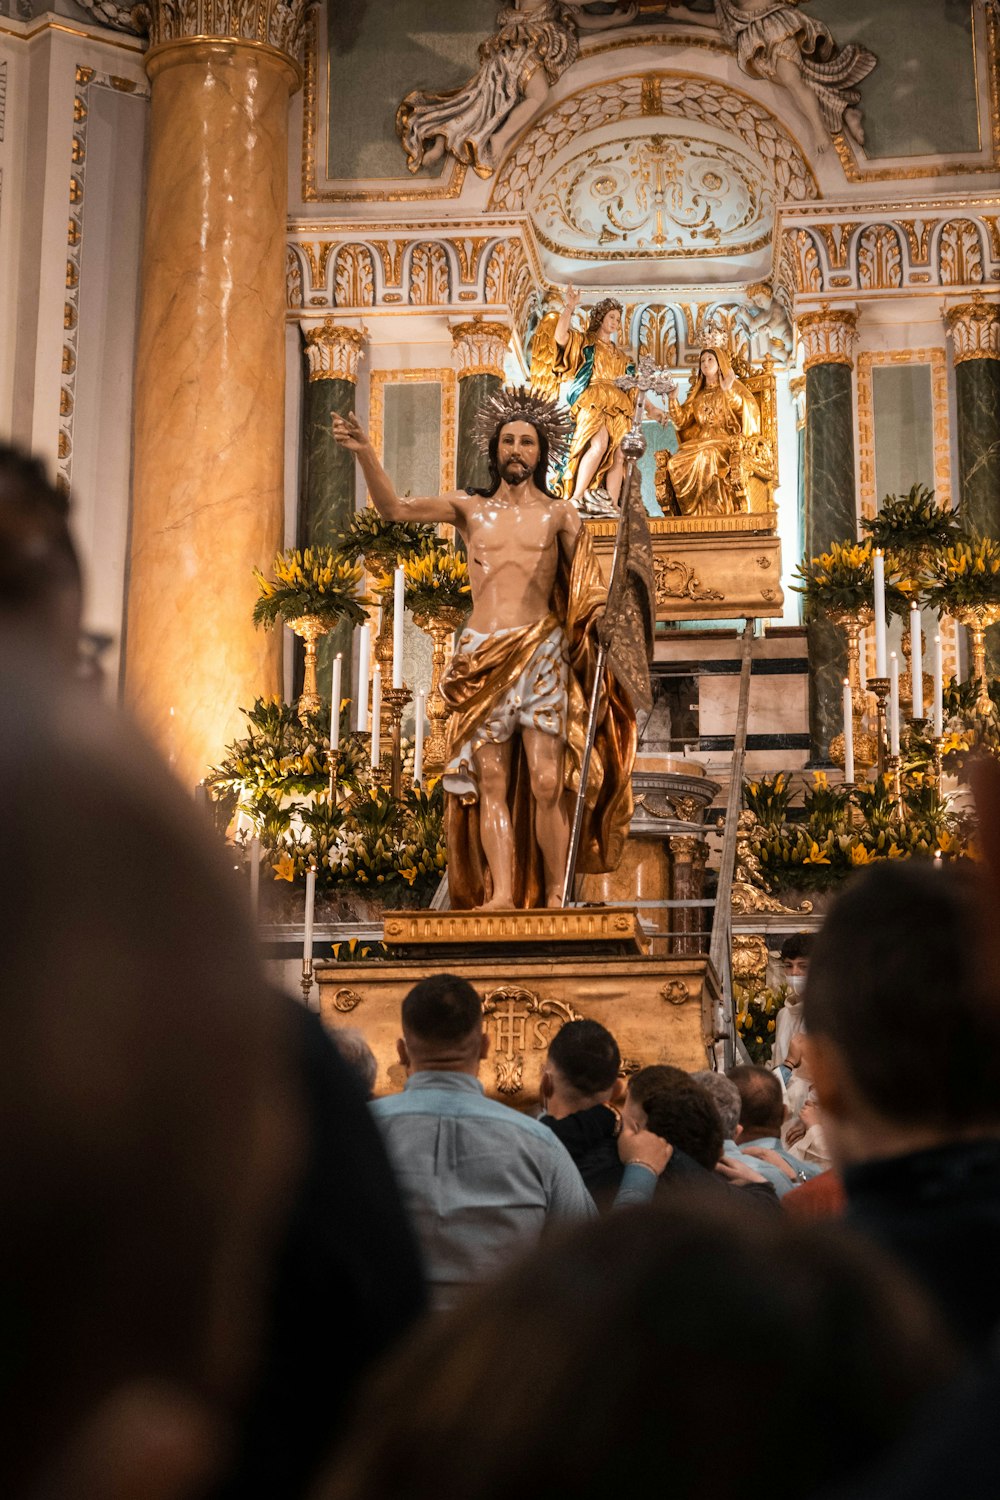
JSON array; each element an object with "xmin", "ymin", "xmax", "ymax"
[{"xmin": 497, "ymin": 421, "xmax": 541, "ymax": 484}]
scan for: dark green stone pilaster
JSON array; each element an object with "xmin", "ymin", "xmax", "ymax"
[
  {"xmin": 296, "ymin": 370, "xmax": 356, "ymax": 706},
  {"xmin": 456, "ymin": 372, "xmax": 502, "ymax": 492},
  {"xmin": 804, "ymin": 362, "xmax": 856, "ymax": 763},
  {"xmin": 956, "ymin": 355, "xmax": 1000, "ymax": 673}
]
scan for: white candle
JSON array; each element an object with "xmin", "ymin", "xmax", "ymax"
[
  {"xmin": 249, "ymin": 834, "xmax": 261, "ymax": 923},
  {"xmin": 873, "ymin": 549, "xmax": 887, "ymax": 677},
  {"xmin": 889, "ymin": 652, "xmax": 900, "ymax": 757},
  {"xmin": 933, "ymin": 634, "xmax": 944, "ymax": 738},
  {"xmin": 370, "ymin": 666, "xmax": 382, "ymax": 768},
  {"xmin": 910, "ymin": 604, "xmax": 923, "ymax": 718},
  {"xmin": 842, "ymin": 679, "xmax": 855, "ymax": 784},
  {"xmin": 355, "ymin": 624, "xmax": 370, "ymax": 733},
  {"xmin": 393, "ymin": 564, "xmax": 405, "ymax": 689},
  {"xmin": 413, "ymin": 689, "xmax": 425, "ymax": 785},
  {"xmin": 858, "ymin": 630, "xmax": 867, "ymax": 691},
  {"xmin": 330, "ymin": 652, "xmax": 342, "ymax": 752},
  {"xmin": 303, "ymin": 865, "xmax": 316, "ymax": 966}
]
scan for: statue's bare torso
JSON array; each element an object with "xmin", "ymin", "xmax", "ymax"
[{"xmin": 456, "ymin": 490, "xmax": 577, "ymax": 634}]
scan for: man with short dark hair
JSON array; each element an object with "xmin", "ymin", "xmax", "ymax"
[
  {"xmin": 539, "ymin": 1019, "xmax": 626, "ymax": 1209},
  {"xmin": 728, "ymin": 1064, "xmax": 824, "ymax": 1198},
  {"xmin": 803, "ymin": 860, "xmax": 1000, "ymax": 1354},
  {"xmin": 372, "ymin": 977, "xmax": 664, "ymax": 1307}
]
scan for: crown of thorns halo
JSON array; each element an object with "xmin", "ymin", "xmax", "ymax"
[{"xmin": 473, "ymin": 386, "xmax": 575, "ymax": 467}]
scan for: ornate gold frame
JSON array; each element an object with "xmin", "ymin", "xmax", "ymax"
[
  {"xmin": 368, "ymin": 368, "xmax": 457, "ymax": 495},
  {"xmin": 301, "ymin": 9, "xmax": 468, "ymax": 204}
]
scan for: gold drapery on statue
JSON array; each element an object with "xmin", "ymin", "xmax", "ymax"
[{"xmin": 441, "ymin": 526, "xmax": 637, "ymax": 910}]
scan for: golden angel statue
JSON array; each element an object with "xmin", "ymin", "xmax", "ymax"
[{"xmin": 530, "ymin": 286, "xmax": 637, "ymax": 515}]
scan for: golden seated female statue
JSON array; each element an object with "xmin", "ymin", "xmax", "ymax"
[{"xmin": 657, "ymin": 347, "xmax": 763, "ymax": 518}]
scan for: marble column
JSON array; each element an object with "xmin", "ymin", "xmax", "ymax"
[
  {"xmin": 668, "ymin": 833, "xmax": 708, "ymax": 957},
  {"xmin": 947, "ymin": 294, "xmax": 1000, "ymax": 672},
  {"xmin": 124, "ymin": 2, "xmax": 307, "ymax": 786},
  {"xmin": 297, "ymin": 320, "xmax": 366, "ymax": 703},
  {"xmin": 797, "ymin": 305, "xmax": 859, "ymax": 763},
  {"xmin": 451, "ymin": 319, "xmax": 509, "ymax": 492}
]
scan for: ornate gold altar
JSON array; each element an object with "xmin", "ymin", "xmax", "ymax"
[
  {"xmin": 318, "ymin": 939, "xmax": 722, "ymax": 1109},
  {"xmin": 589, "ymin": 352, "xmax": 783, "ymax": 621}
]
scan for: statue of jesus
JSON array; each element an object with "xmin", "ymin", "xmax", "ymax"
[{"xmin": 333, "ymin": 389, "xmax": 636, "ymax": 911}]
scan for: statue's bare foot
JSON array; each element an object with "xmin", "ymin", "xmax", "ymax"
[
  {"xmin": 544, "ymin": 893, "xmax": 565, "ymax": 909},
  {"xmin": 477, "ymin": 892, "xmax": 514, "ymax": 911}
]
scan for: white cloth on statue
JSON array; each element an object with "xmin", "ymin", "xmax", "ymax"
[{"xmin": 443, "ymin": 623, "xmax": 569, "ymax": 800}]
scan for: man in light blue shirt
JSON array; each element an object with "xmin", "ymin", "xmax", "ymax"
[
  {"xmin": 728, "ymin": 1064, "xmax": 825, "ymax": 1200},
  {"xmin": 371, "ymin": 974, "xmax": 666, "ymax": 1308}
]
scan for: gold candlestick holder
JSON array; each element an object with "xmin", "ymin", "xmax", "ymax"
[
  {"xmin": 382, "ymin": 684, "xmax": 412, "ymax": 801},
  {"xmin": 288, "ymin": 614, "xmax": 331, "ymax": 724},
  {"xmin": 414, "ymin": 606, "xmax": 466, "ymax": 772},
  {"xmin": 300, "ymin": 957, "xmax": 314, "ymax": 1007},
  {"xmin": 932, "ymin": 734, "xmax": 945, "ymax": 797},
  {"xmin": 867, "ymin": 676, "xmax": 890, "ymax": 777},
  {"xmin": 887, "ymin": 753, "xmax": 903, "ymax": 814}
]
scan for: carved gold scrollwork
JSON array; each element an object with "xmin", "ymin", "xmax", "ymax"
[
  {"xmin": 654, "ymin": 558, "xmax": 724, "ymax": 605},
  {"xmin": 332, "ymin": 987, "xmax": 363, "ymax": 1013},
  {"xmin": 636, "ymin": 792, "xmax": 702, "ymax": 823},
  {"xmin": 482, "ymin": 986, "xmax": 583, "ymax": 1097}
]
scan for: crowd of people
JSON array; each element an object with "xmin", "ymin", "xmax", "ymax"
[{"xmin": 4, "ymin": 437, "xmax": 1000, "ymax": 1499}]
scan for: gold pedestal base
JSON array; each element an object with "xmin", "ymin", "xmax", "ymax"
[
  {"xmin": 589, "ymin": 528, "xmax": 783, "ymax": 623},
  {"xmin": 317, "ymin": 952, "xmax": 722, "ymax": 1109},
  {"xmin": 382, "ymin": 905, "xmax": 645, "ymax": 955}
]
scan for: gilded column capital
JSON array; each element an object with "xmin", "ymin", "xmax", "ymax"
[
  {"xmin": 796, "ymin": 303, "xmax": 859, "ymax": 372},
  {"xmin": 946, "ymin": 291, "xmax": 1000, "ymax": 365},
  {"xmin": 301, "ymin": 320, "xmax": 366, "ymax": 383},
  {"xmin": 451, "ymin": 318, "xmax": 510, "ymax": 380},
  {"xmin": 668, "ymin": 833, "xmax": 704, "ymax": 860},
  {"xmin": 138, "ymin": 0, "xmax": 309, "ymax": 77}
]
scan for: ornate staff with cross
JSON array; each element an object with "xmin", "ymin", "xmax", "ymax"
[{"xmin": 560, "ymin": 353, "xmax": 671, "ymax": 906}]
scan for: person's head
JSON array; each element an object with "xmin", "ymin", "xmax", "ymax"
[
  {"xmin": 586, "ymin": 297, "xmax": 622, "ymax": 339},
  {"xmin": 399, "ymin": 973, "xmax": 487, "ymax": 1074},
  {"xmin": 332, "ymin": 1026, "xmax": 379, "ymax": 1099},
  {"xmin": 780, "ymin": 932, "xmax": 813, "ymax": 996},
  {"xmin": 0, "ymin": 443, "xmax": 82, "ymax": 666},
  {"xmin": 691, "ymin": 1070, "xmax": 743, "ymax": 1141},
  {"xmin": 691, "ymin": 344, "xmax": 736, "ymax": 397},
  {"xmin": 480, "ymin": 417, "xmax": 557, "ymax": 498},
  {"xmin": 541, "ymin": 1020, "xmax": 622, "ymax": 1114},
  {"xmin": 802, "ymin": 861, "xmax": 1000, "ymax": 1165},
  {"xmin": 728, "ymin": 1064, "xmax": 785, "ymax": 1140},
  {"xmin": 746, "ymin": 279, "xmax": 772, "ymax": 308},
  {"xmin": 0, "ymin": 658, "xmax": 297, "ymax": 1500},
  {"xmin": 319, "ymin": 1197, "xmax": 958, "ymax": 1500},
  {"xmin": 626, "ymin": 1066, "xmax": 725, "ymax": 1170}
]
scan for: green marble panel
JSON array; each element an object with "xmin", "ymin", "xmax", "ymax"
[
  {"xmin": 383, "ymin": 382, "xmax": 444, "ymax": 495},
  {"xmin": 872, "ymin": 364, "xmax": 935, "ymax": 502},
  {"xmin": 297, "ymin": 375, "xmax": 356, "ymax": 703},
  {"xmin": 804, "ymin": 362, "xmax": 856, "ymax": 762},
  {"xmin": 456, "ymin": 373, "xmax": 501, "ymax": 492},
  {"xmin": 809, "ymin": 0, "xmax": 979, "ymax": 158},
  {"xmin": 956, "ymin": 357, "xmax": 1000, "ymax": 674},
  {"xmin": 956, "ymin": 359, "xmax": 1000, "ymax": 538},
  {"xmin": 327, "ymin": 0, "xmax": 488, "ymax": 179}
]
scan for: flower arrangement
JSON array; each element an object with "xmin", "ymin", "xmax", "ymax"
[
  {"xmin": 742, "ymin": 772, "xmax": 794, "ymax": 831},
  {"xmin": 253, "ymin": 547, "xmax": 367, "ymax": 630},
  {"xmin": 924, "ymin": 533, "xmax": 1000, "ymax": 610},
  {"xmin": 744, "ymin": 770, "xmax": 965, "ymax": 891},
  {"xmin": 791, "ymin": 539, "xmax": 906, "ymax": 621},
  {"xmin": 861, "ymin": 484, "xmax": 963, "ymax": 558},
  {"xmin": 398, "ymin": 544, "xmax": 472, "ymax": 618},
  {"xmin": 733, "ymin": 981, "xmax": 783, "ymax": 1065},
  {"xmin": 207, "ymin": 699, "xmax": 447, "ymax": 905},
  {"xmin": 337, "ymin": 505, "xmax": 437, "ymax": 574}
]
